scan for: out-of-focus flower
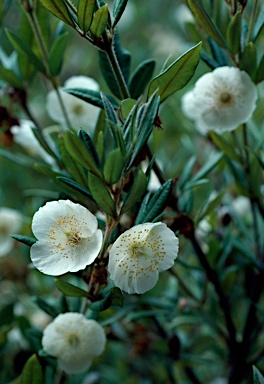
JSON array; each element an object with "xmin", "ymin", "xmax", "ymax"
[
  {"xmin": 30, "ymin": 200, "xmax": 102, "ymax": 276},
  {"xmin": 10, "ymin": 120, "xmax": 55, "ymax": 165},
  {"xmin": 173, "ymin": 4, "xmax": 194, "ymax": 30},
  {"xmin": 182, "ymin": 66, "xmax": 257, "ymax": 134},
  {"xmin": 232, "ymin": 196, "xmax": 251, "ymax": 217},
  {"xmin": 108, "ymin": 222, "xmax": 179, "ymax": 294},
  {"xmin": 46, "ymin": 76, "xmax": 100, "ymax": 133},
  {"xmin": 42, "ymin": 312, "xmax": 106, "ymax": 374},
  {"xmin": 0, "ymin": 207, "xmax": 22, "ymax": 257}
]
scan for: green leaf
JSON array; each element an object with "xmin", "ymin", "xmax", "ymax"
[
  {"xmin": 200, "ymin": 52, "xmax": 219, "ymax": 69},
  {"xmin": 90, "ymin": 4, "xmax": 109, "ymax": 37},
  {"xmin": 148, "ymin": 42, "xmax": 201, "ymax": 102},
  {"xmin": 78, "ymin": 129, "xmax": 102, "ymax": 170},
  {"xmin": 129, "ymin": 59, "xmax": 156, "ymax": 99},
  {"xmin": 48, "ymin": 32, "xmax": 68, "ymax": 76},
  {"xmin": 65, "ymin": 88, "xmax": 119, "ymax": 109},
  {"xmin": 58, "ymin": 136, "xmax": 87, "ymax": 186},
  {"xmin": 101, "ymin": 92, "xmax": 118, "ymax": 125},
  {"xmin": 10, "ymin": 234, "xmax": 37, "ymax": 247},
  {"xmin": 178, "ymin": 156, "xmax": 197, "ymax": 190},
  {"xmin": 57, "ymin": 176, "xmax": 94, "ymax": 200},
  {"xmin": 210, "ymin": 132, "xmax": 241, "ymax": 162},
  {"xmin": 197, "ymin": 190, "xmax": 225, "ymax": 222},
  {"xmin": 120, "ymin": 98, "xmax": 137, "ymax": 120},
  {"xmin": 256, "ymin": 53, "xmax": 264, "ymax": 83},
  {"xmin": 103, "ymin": 148, "xmax": 124, "ymax": 184},
  {"xmin": 253, "ymin": 366, "xmax": 264, "ymax": 384},
  {"xmin": 208, "ymin": 38, "xmax": 229, "ymax": 66},
  {"xmin": 226, "ymin": 11, "xmax": 242, "ymax": 54},
  {"xmin": 20, "ymin": 354, "xmax": 44, "ymax": 384},
  {"xmin": 240, "ymin": 42, "xmax": 257, "ymax": 80},
  {"xmin": 135, "ymin": 179, "xmax": 173, "ymax": 224},
  {"xmin": 90, "ymin": 287, "xmax": 123, "ymax": 311},
  {"xmin": 63, "ymin": 131, "xmax": 103, "ymax": 178},
  {"xmin": 77, "ymin": 0, "xmax": 96, "ymax": 32},
  {"xmin": 54, "ymin": 278, "xmax": 91, "ymax": 298},
  {"xmin": 252, "ymin": 6, "xmax": 264, "ymax": 42},
  {"xmin": 32, "ymin": 297, "xmax": 60, "ymax": 318},
  {"xmin": 88, "ymin": 172, "xmax": 117, "ymax": 217},
  {"xmin": 120, "ymin": 170, "xmax": 148, "ymax": 214},
  {"xmin": 0, "ymin": 66, "xmax": 23, "ymax": 88},
  {"xmin": 40, "ymin": 0, "xmax": 75, "ymax": 27},
  {"xmin": 187, "ymin": 0, "xmax": 227, "ymax": 48},
  {"xmin": 5, "ymin": 29, "xmax": 46, "ymax": 74},
  {"xmin": 191, "ymin": 152, "xmax": 224, "ymax": 182},
  {"xmin": 112, "ymin": 0, "xmax": 128, "ymax": 27}
]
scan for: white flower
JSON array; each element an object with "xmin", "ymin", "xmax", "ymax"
[
  {"xmin": 30, "ymin": 200, "xmax": 102, "ymax": 276},
  {"xmin": 42, "ymin": 312, "xmax": 106, "ymax": 374},
  {"xmin": 46, "ymin": 76, "xmax": 100, "ymax": 133},
  {"xmin": 11, "ymin": 120, "xmax": 55, "ymax": 165},
  {"xmin": 108, "ymin": 222, "xmax": 179, "ymax": 294},
  {"xmin": 0, "ymin": 207, "xmax": 23, "ymax": 257},
  {"xmin": 182, "ymin": 66, "xmax": 257, "ymax": 134}
]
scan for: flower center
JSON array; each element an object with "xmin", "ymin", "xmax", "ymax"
[
  {"xmin": 72, "ymin": 103, "xmax": 84, "ymax": 115},
  {"xmin": 220, "ymin": 92, "xmax": 232, "ymax": 104},
  {"xmin": 67, "ymin": 232, "xmax": 81, "ymax": 245},
  {"xmin": 129, "ymin": 243, "xmax": 147, "ymax": 258},
  {"xmin": 67, "ymin": 333, "xmax": 80, "ymax": 347}
]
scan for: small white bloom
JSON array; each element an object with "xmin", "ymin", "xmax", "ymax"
[
  {"xmin": 30, "ymin": 200, "xmax": 102, "ymax": 275},
  {"xmin": 0, "ymin": 207, "xmax": 22, "ymax": 257},
  {"xmin": 11, "ymin": 120, "xmax": 55, "ymax": 165},
  {"xmin": 108, "ymin": 222, "xmax": 179, "ymax": 294},
  {"xmin": 182, "ymin": 66, "xmax": 257, "ymax": 134},
  {"xmin": 42, "ymin": 312, "xmax": 106, "ymax": 374},
  {"xmin": 46, "ymin": 76, "xmax": 100, "ymax": 133}
]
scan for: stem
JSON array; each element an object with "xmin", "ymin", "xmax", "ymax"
[
  {"xmin": 103, "ymin": 36, "xmax": 131, "ymax": 100},
  {"xmin": 185, "ymin": 367, "xmax": 202, "ymax": 384}
]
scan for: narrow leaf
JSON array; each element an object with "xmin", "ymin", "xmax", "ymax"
[
  {"xmin": 88, "ymin": 172, "xmax": 116, "ymax": 217},
  {"xmin": 54, "ymin": 278, "xmax": 91, "ymax": 298},
  {"xmin": 32, "ymin": 297, "xmax": 60, "ymax": 318},
  {"xmin": 187, "ymin": 0, "xmax": 227, "ymax": 48},
  {"xmin": 20, "ymin": 354, "xmax": 44, "ymax": 384},
  {"xmin": 210, "ymin": 132, "xmax": 241, "ymax": 162},
  {"xmin": 40, "ymin": 0, "xmax": 75, "ymax": 27},
  {"xmin": 5, "ymin": 29, "xmax": 46, "ymax": 73},
  {"xmin": 120, "ymin": 170, "xmax": 148, "ymax": 214},
  {"xmin": 256, "ymin": 53, "xmax": 264, "ymax": 83},
  {"xmin": 10, "ymin": 234, "xmax": 37, "ymax": 247},
  {"xmin": 90, "ymin": 4, "xmax": 109, "ymax": 37},
  {"xmin": 65, "ymin": 88, "xmax": 119, "ymax": 109},
  {"xmin": 148, "ymin": 42, "xmax": 201, "ymax": 102},
  {"xmin": 78, "ymin": 129, "xmax": 101, "ymax": 170},
  {"xmin": 253, "ymin": 366, "xmax": 264, "ymax": 384},
  {"xmin": 226, "ymin": 11, "xmax": 242, "ymax": 54},
  {"xmin": 129, "ymin": 59, "xmax": 156, "ymax": 99},
  {"xmin": 240, "ymin": 42, "xmax": 257, "ymax": 80},
  {"xmin": 90, "ymin": 287, "xmax": 123, "ymax": 311},
  {"xmin": 57, "ymin": 176, "xmax": 94, "ymax": 200},
  {"xmin": 101, "ymin": 92, "xmax": 118, "ymax": 126},
  {"xmin": 77, "ymin": 0, "xmax": 96, "ymax": 32},
  {"xmin": 112, "ymin": 0, "xmax": 128, "ymax": 27},
  {"xmin": 252, "ymin": 6, "xmax": 264, "ymax": 42},
  {"xmin": 49, "ymin": 32, "xmax": 68, "ymax": 76},
  {"xmin": 208, "ymin": 38, "xmax": 229, "ymax": 66},
  {"xmin": 191, "ymin": 152, "xmax": 224, "ymax": 182},
  {"xmin": 0, "ymin": 66, "xmax": 23, "ymax": 88},
  {"xmin": 103, "ymin": 148, "xmax": 124, "ymax": 184},
  {"xmin": 63, "ymin": 131, "xmax": 103, "ymax": 178}
]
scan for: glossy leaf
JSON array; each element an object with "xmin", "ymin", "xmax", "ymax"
[
  {"xmin": 63, "ymin": 131, "xmax": 103, "ymax": 178},
  {"xmin": 57, "ymin": 176, "xmax": 94, "ymax": 200},
  {"xmin": 120, "ymin": 170, "xmax": 148, "ymax": 214},
  {"xmin": 135, "ymin": 179, "xmax": 173, "ymax": 224},
  {"xmin": 54, "ymin": 278, "xmax": 91, "ymax": 298},
  {"xmin": 5, "ymin": 29, "xmax": 46, "ymax": 74},
  {"xmin": 112, "ymin": 0, "xmax": 128, "ymax": 27},
  {"xmin": 78, "ymin": 129, "xmax": 102, "ymax": 170},
  {"xmin": 48, "ymin": 32, "xmax": 68, "ymax": 76},
  {"xmin": 77, "ymin": 0, "xmax": 96, "ymax": 32},
  {"xmin": 20, "ymin": 354, "xmax": 44, "ymax": 384},
  {"xmin": 90, "ymin": 4, "xmax": 108, "ymax": 37},
  {"xmin": 129, "ymin": 58, "xmax": 156, "ymax": 99},
  {"xmin": 226, "ymin": 11, "xmax": 242, "ymax": 54},
  {"xmin": 253, "ymin": 366, "xmax": 264, "ymax": 384},
  {"xmin": 240, "ymin": 42, "xmax": 257, "ymax": 80},
  {"xmin": 65, "ymin": 88, "xmax": 119, "ymax": 109},
  {"xmin": 148, "ymin": 42, "xmax": 201, "ymax": 102},
  {"xmin": 187, "ymin": 0, "xmax": 227, "ymax": 48},
  {"xmin": 10, "ymin": 234, "xmax": 36, "ymax": 247},
  {"xmin": 88, "ymin": 172, "xmax": 117, "ymax": 217},
  {"xmin": 0, "ymin": 66, "xmax": 23, "ymax": 88},
  {"xmin": 40, "ymin": 0, "xmax": 75, "ymax": 27},
  {"xmin": 103, "ymin": 148, "xmax": 124, "ymax": 184}
]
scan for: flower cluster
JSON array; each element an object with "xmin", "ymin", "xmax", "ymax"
[
  {"xmin": 42, "ymin": 312, "xmax": 106, "ymax": 374},
  {"xmin": 182, "ymin": 66, "xmax": 257, "ymax": 134}
]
